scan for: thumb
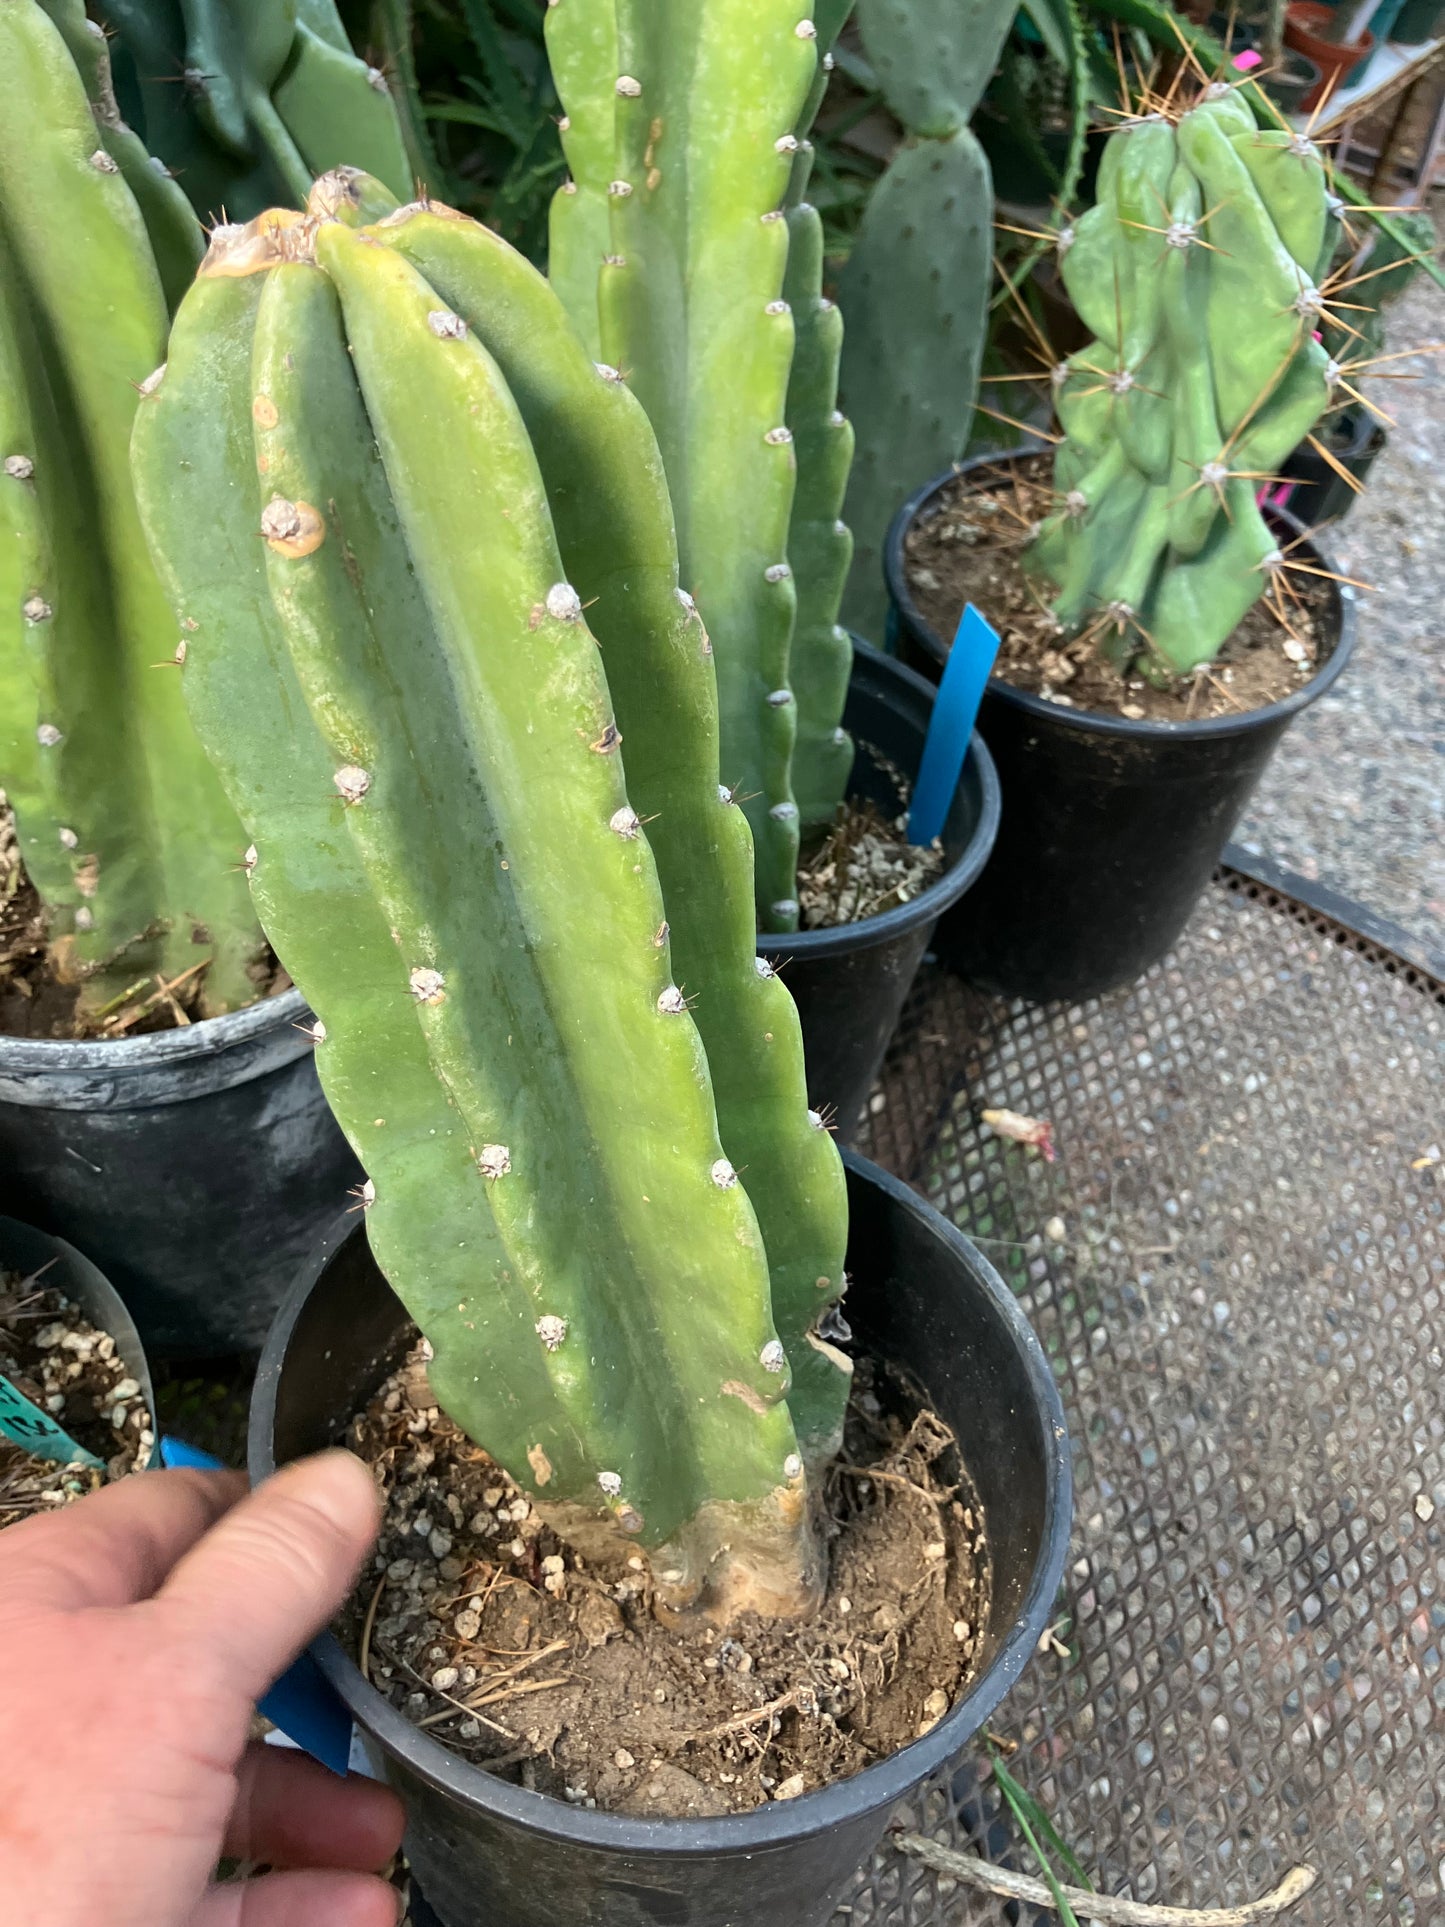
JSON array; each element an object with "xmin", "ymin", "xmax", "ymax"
[{"xmin": 153, "ymin": 1450, "xmax": 381, "ymax": 1705}]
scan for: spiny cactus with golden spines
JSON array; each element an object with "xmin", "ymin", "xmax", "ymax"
[{"xmin": 1027, "ymin": 89, "xmax": 1337, "ymax": 675}]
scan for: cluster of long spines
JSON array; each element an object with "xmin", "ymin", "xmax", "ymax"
[
  {"xmin": 374, "ymin": 204, "xmax": 851, "ymax": 1466},
  {"xmin": 133, "ymin": 207, "xmax": 832, "ymax": 1619},
  {"xmin": 96, "ymin": 0, "xmax": 410, "ymax": 224},
  {"xmin": 543, "ymin": 0, "xmax": 617, "ymax": 358},
  {"xmin": 0, "ymin": 0, "xmax": 258, "ymax": 1011},
  {"xmin": 837, "ymin": 0, "xmax": 1016, "ymax": 642},
  {"xmin": 1027, "ymin": 93, "xmax": 1333, "ymax": 671},
  {"xmin": 587, "ymin": 0, "xmax": 819, "ymax": 936}
]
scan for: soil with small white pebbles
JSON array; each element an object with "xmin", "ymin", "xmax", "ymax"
[
  {"xmin": 903, "ymin": 454, "xmax": 1338, "ymax": 723},
  {"xmin": 340, "ymin": 1343, "xmax": 990, "ymax": 1817},
  {"xmin": 797, "ymin": 798, "xmax": 944, "ymax": 929},
  {"xmin": 0, "ymin": 1275, "xmax": 153, "ymax": 1526}
]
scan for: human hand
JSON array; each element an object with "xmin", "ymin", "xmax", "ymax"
[{"xmin": 0, "ymin": 1450, "xmax": 405, "ymax": 1926}]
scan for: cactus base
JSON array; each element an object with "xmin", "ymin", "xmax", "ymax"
[{"xmin": 249, "ymin": 1151, "xmax": 1071, "ymax": 1922}]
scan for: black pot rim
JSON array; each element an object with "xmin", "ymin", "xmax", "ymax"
[
  {"xmin": 0, "ymin": 1214, "xmax": 160, "ymax": 1468},
  {"xmin": 0, "ymin": 984, "xmax": 309, "ymax": 1080},
  {"xmin": 759, "ymin": 638, "xmax": 1002, "ymax": 960},
  {"xmin": 884, "ymin": 447, "xmax": 1358, "ymax": 744},
  {"xmin": 251, "ymin": 1149, "xmax": 1071, "ymax": 1855}
]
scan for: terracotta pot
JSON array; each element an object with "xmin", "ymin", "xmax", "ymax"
[{"xmin": 1285, "ymin": 2, "xmax": 1373, "ymax": 109}]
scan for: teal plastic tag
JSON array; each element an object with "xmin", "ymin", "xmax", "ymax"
[{"xmin": 0, "ymin": 1372, "xmax": 105, "ymax": 1468}]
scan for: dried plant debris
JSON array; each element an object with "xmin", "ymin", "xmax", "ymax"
[
  {"xmin": 904, "ymin": 458, "xmax": 1335, "ymax": 723},
  {"xmin": 0, "ymin": 1272, "xmax": 153, "ymax": 1526},
  {"xmin": 0, "ymin": 796, "xmax": 287, "ymax": 1040},
  {"xmin": 799, "ymin": 797, "xmax": 945, "ymax": 928},
  {"xmin": 341, "ymin": 1344, "xmax": 990, "ymax": 1816}
]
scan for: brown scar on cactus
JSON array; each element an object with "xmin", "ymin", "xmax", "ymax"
[
  {"xmin": 201, "ymin": 209, "xmax": 317, "ymax": 277},
  {"xmin": 260, "ymin": 495, "xmax": 325, "ymax": 557}
]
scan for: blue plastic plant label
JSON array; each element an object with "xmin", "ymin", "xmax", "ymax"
[
  {"xmin": 907, "ymin": 602, "xmax": 1002, "ymax": 847},
  {"xmin": 0, "ymin": 1371, "xmax": 104, "ymax": 1467}
]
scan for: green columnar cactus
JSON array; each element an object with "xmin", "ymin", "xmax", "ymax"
[
  {"xmin": 373, "ymin": 201, "xmax": 850, "ymax": 1465},
  {"xmin": 95, "ymin": 0, "xmax": 410, "ymax": 223},
  {"xmin": 131, "ymin": 202, "xmax": 848, "ymax": 1618},
  {"xmin": 565, "ymin": 0, "xmax": 822, "ymax": 935},
  {"xmin": 837, "ymin": 0, "xmax": 1016, "ymax": 643},
  {"xmin": 0, "ymin": 0, "xmax": 259, "ymax": 1012},
  {"xmin": 1026, "ymin": 93, "xmax": 1334, "ymax": 673}
]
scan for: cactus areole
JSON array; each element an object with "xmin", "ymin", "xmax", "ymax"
[
  {"xmin": 1025, "ymin": 91, "xmax": 1337, "ymax": 678},
  {"xmin": 131, "ymin": 193, "xmax": 852, "ymax": 1628}
]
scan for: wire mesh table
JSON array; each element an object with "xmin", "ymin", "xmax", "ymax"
[{"xmin": 845, "ymin": 864, "xmax": 1445, "ymax": 1925}]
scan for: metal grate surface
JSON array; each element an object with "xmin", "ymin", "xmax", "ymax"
[{"xmin": 839, "ymin": 869, "xmax": 1445, "ymax": 1926}]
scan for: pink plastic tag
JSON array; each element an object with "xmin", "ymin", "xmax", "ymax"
[{"xmin": 1233, "ymin": 47, "xmax": 1264, "ymax": 69}]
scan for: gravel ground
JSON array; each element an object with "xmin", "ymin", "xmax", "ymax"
[{"xmin": 1236, "ymin": 258, "xmax": 1445, "ymax": 973}]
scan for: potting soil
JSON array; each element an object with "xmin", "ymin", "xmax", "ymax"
[
  {"xmin": 904, "ymin": 456, "xmax": 1337, "ymax": 721},
  {"xmin": 0, "ymin": 1276, "xmax": 153, "ymax": 1524},
  {"xmin": 797, "ymin": 796, "xmax": 945, "ymax": 929},
  {"xmin": 340, "ymin": 1347, "xmax": 990, "ymax": 1815}
]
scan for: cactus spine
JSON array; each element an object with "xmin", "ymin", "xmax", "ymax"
[
  {"xmin": 132, "ymin": 196, "xmax": 850, "ymax": 1618},
  {"xmin": 838, "ymin": 0, "xmax": 1015, "ymax": 642},
  {"xmin": 0, "ymin": 0, "xmax": 259, "ymax": 1012},
  {"xmin": 1026, "ymin": 93, "xmax": 1334, "ymax": 673},
  {"xmin": 94, "ymin": 0, "xmax": 411, "ymax": 223}
]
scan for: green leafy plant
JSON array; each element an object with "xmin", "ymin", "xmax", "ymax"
[
  {"xmin": 0, "ymin": 0, "xmax": 260, "ymax": 1014},
  {"xmin": 130, "ymin": 184, "xmax": 851, "ymax": 1620},
  {"xmin": 354, "ymin": 0, "xmax": 566, "ymax": 257}
]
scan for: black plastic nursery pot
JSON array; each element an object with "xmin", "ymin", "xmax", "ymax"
[
  {"xmin": 757, "ymin": 640, "xmax": 1000, "ymax": 1139},
  {"xmin": 1280, "ymin": 406, "xmax": 1387, "ymax": 529},
  {"xmin": 0, "ymin": 1213, "xmax": 157, "ymax": 1464},
  {"xmin": 249, "ymin": 1151, "xmax": 1072, "ymax": 1927},
  {"xmin": 884, "ymin": 453, "xmax": 1357, "ymax": 1005},
  {"xmin": 0, "ymin": 989, "xmax": 361, "ymax": 1358}
]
